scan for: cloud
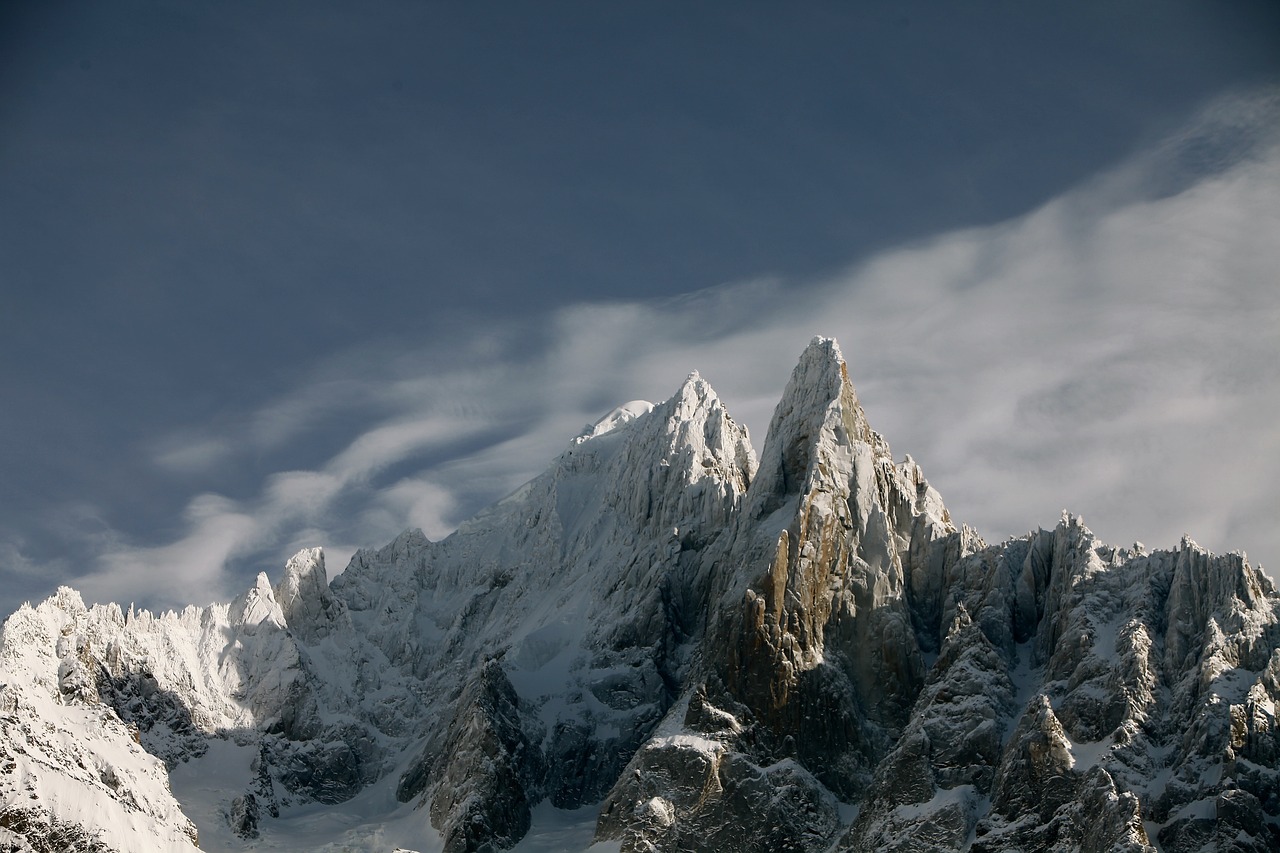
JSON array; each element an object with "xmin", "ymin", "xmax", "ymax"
[
  {"xmin": 0, "ymin": 540, "xmax": 64, "ymax": 584},
  {"xmin": 74, "ymin": 87, "xmax": 1280, "ymax": 609},
  {"xmin": 800, "ymin": 91, "xmax": 1280, "ymax": 568},
  {"xmin": 327, "ymin": 416, "xmax": 484, "ymax": 482},
  {"xmin": 152, "ymin": 435, "xmax": 233, "ymax": 475},
  {"xmin": 78, "ymin": 495, "xmax": 258, "ymax": 608},
  {"xmin": 363, "ymin": 477, "xmax": 457, "ymax": 542}
]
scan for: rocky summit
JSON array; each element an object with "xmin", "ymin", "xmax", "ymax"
[{"xmin": 2, "ymin": 337, "xmax": 1277, "ymax": 852}]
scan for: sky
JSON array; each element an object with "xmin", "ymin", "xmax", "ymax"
[{"xmin": 1, "ymin": 1, "xmax": 1278, "ymax": 616}]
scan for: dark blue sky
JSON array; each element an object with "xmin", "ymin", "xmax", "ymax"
[{"xmin": 2, "ymin": 1, "xmax": 1279, "ymax": 614}]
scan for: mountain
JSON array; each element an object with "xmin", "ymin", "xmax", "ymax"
[{"xmin": 3, "ymin": 337, "xmax": 1278, "ymax": 853}]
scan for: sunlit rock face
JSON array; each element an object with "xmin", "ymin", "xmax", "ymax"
[{"xmin": 3, "ymin": 337, "xmax": 1278, "ymax": 853}]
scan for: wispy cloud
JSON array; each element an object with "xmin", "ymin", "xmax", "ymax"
[
  {"xmin": 67, "ymin": 87, "xmax": 1280, "ymax": 609},
  {"xmin": 77, "ymin": 495, "xmax": 257, "ymax": 608},
  {"xmin": 152, "ymin": 435, "xmax": 233, "ymax": 475}
]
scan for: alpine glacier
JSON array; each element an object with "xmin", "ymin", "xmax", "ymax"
[{"xmin": 2, "ymin": 338, "xmax": 1277, "ymax": 852}]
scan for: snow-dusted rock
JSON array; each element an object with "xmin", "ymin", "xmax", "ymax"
[
  {"xmin": 376, "ymin": 366, "xmax": 758, "ymax": 837},
  {"xmin": 0, "ymin": 597, "xmax": 200, "ymax": 852},
  {"xmin": 2, "ymin": 336, "xmax": 1279, "ymax": 853},
  {"xmin": 273, "ymin": 547, "xmax": 342, "ymax": 643}
]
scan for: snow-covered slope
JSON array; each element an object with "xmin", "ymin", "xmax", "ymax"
[
  {"xmin": 2, "ymin": 337, "xmax": 1278, "ymax": 853},
  {"xmin": 0, "ymin": 589, "xmax": 199, "ymax": 852}
]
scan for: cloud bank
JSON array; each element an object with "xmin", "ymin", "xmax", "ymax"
[{"xmin": 48, "ymin": 88, "xmax": 1280, "ymax": 609}]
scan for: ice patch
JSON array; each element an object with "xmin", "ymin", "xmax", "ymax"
[
  {"xmin": 581, "ymin": 401, "xmax": 655, "ymax": 440},
  {"xmin": 891, "ymin": 784, "xmax": 978, "ymax": 821},
  {"xmin": 167, "ymin": 737, "xmax": 257, "ymax": 849},
  {"xmin": 648, "ymin": 733, "xmax": 727, "ymax": 756},
  {"xmin": 512, "ymin": 802, "xmax": 608, "ymax": 851}
]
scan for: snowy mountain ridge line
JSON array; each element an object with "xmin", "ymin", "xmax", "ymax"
[{"xmin": 3, "ymin": 336, "xmax": 1279, "ymax": 853}]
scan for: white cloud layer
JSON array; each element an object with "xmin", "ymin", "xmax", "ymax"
[{"xmin": 64, "ymin": 87, "xmax": 1280, "ymax": 609}]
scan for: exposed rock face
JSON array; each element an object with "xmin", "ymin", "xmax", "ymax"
[
  {"xmin": 827, "ymin": 517, "xmax": 1280, "ymax": 853},
  {"xmin": 2, "ymin": 337, "xmax": 1278, "ymax": 852},
  {"xmin": 594, "ymin": 340, "xmax": 1280, "ymax": 853},
  {"xmin": 272, "ymin": 547, "xmax": 341, "ymax": 644},
  {"xmin": 597, "ymin": 732, "xmax": 840, "ymax": 853},
  {"xmin": 423, "ymin": 660, "xmax": 541, "ymax": 853},
  {"xmin": 600, "ymin": 338, "xmax": 965, "ymax": 851}
]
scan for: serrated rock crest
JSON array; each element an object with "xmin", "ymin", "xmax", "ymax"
[{"xmin": 3, "ymin": 338, "xmax": 1279, "ymax": 853}]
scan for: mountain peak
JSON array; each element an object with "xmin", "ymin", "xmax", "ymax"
[
  {"xmin": 229, "ymin": 571, "xmax": 286, "ymax": 631},
  {"xmin": 667, "ymin": 368, "xmax": 728, "ymax": 423},
  {"xmin": 274, "ymin": 547, "xmax": 340, "ymax": 642},
  {"xmin": 797, "ymin": 334, "xmax": 846, "ymax": 381},
  {"xmin": 4, "ymin": 338, "xmax": 1277, "ymax": 853},
  {"xmin": 745, "ymin": 336, "xmax": 875, "ymax": 519}
]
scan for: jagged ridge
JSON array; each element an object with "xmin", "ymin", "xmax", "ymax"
[{"xmin": 2, "ymin": 337, "xmax": 1277, "ymax": 853}]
